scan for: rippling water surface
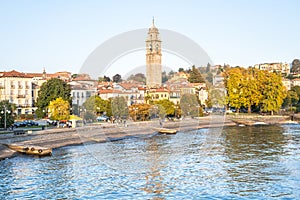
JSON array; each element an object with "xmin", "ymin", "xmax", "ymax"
[{"xmin": 1, "ymin": 125, "xmax": 300, "ymax": 199}]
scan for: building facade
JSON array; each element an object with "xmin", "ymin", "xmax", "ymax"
[
  {"xmin": 0, "ymin": 69, "xmax": 72, "ymax": 115},
  {"xmin": 253, "ymin": 62, "xmax": 290, "ymax": 75},
  {"xmin": 0, "ymin": 70, "xmax": 34, "ymax": 115},
  {"xmin": 146, "ymin": 19, "xmax": 162, "ymax": 87}
]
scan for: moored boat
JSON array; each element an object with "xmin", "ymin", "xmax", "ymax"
[
  {"xmin": 4, "ymin": 143, "xmax": 52, "ymax": 156},
  {"xmin": 154, "ymin": 128, "xmax": 177, "ymax": 134}
]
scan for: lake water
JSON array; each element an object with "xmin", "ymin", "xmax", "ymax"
[{"xmin": 1, "ymin": 125, "xmax": 300, "ymax": 199}]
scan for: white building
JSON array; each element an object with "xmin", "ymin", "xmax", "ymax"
[
  {"xmin": 0, "ymin": 70, "xmax": 34, "ymax": 115},
  {"xmin": 69, "ymin": 75, "xmax": 98, "ymax": 107},
  {"xmin": 254, "ymin": 62, "xmax": 290, "ymax": 75}
]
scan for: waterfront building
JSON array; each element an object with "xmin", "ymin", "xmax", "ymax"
[
  {"xmin": 0, "ymin": 70, "xmax": 34, "ymax": 115},
  {"xmin": 0, "ymin": 69, "xmax": 72, "ymax": 115},
  {"xmin": 146, "ymin": 18, "xmax": 162, "ymax": 87}
]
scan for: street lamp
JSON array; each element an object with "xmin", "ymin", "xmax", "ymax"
[{"xmin": 1, "ymin": 105, "xmax": 10, "ymax": 130}]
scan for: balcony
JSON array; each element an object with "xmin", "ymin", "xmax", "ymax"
[{"xmin": 17, "ymin": 94, "xmax": 26, "ymax": 98}]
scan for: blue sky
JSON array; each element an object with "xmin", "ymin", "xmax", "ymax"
[{"xmin": 0, "ymin": 0, "xmax": 299, "ymax": 76}]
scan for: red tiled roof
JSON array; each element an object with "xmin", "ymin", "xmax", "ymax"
[
  {"xmin": 0, "ymin": 70, "xmax": 33, "ymax": 78},
  {"xmin": 99, "ymin": 89, "xmax": 121, "ymax": 94}
]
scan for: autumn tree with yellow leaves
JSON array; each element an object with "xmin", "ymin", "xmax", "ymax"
[{"xmin": 48, "ymin": 97, "xmax": 70, "ymax": 120}]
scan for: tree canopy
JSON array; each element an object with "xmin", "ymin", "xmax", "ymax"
[
  {"xmin": 127, "ymin": 73, "xmax": 146, "ymax": 84},
  {"xmin": 83, "ymin": 95, "xmax": 112, "ymax": 117},
  {"xmin": 111, "ymin": 96, "xmax": 128, "ymax": 118},
  {"xmin": 98, "ymin": 76, "xmax": 111, "ymax": 82},
  {"xmin": 188, "ymin": 65, "xmax": 205, "ymax": 83},
  {"xmin": 180, "ymin": 93, "xmax": 200, "ymax": 117},
  {"xmin": 129, "ymin": 103, "xmax": 151, "ymax": 121},
  {"xmin": 224, "ymin": 67, "xmax": 286, "ymax": 114},
  {"xmin": 36, "ymin": 78, "xmax": 71, "ymax": 118},
  {"xmin": 291, "ymin": 59, "xmax": 300, "ymax": 74},
  {"xmin": 153, "ymin": 99, "xmax": 175, "ymax": 117},
  {"xmin": 112, "ymin": 74, "xmax": 122, "ymax": 83},
  {"xmin": 48, "ymin": 97, "xmax": 70, "ymax": 120}
]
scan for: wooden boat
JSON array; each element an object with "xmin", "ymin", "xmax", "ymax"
[
  {"xmin": 154, "ymin": 128, "xmax": 177, "ymax": 134},
  {"xmin": 4, "ymin": 143, "xmax": 52, "ymax": 156}
]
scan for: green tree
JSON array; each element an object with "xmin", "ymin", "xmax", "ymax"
[
  {"xmin": 71, "ymin": 74, "xmax": 79, "ymax": 79},
  {"xmin": 291, "ymin": 86, "xmax": 300, "ymax": 101},
  {"xmin": 259, "ymin": 71, "xmax": 287, "ymax": 115},
  {"xmin": 178, "ymin": 68, "xmax": 184, "ymax": 72},
  {"xmin": 0, "ymin": 100, "xmax": 14, "ymax": 129},
  {"xmin": 291, "ymin": 59, "xmax": 300, "ymax": 74},
  {"xmin": 111, "ymin": 96, "xmax": 128, "ymax": 118},
  {"xmin": 127, "ymin": 73, "xmax": 146, "ymax": 84},
  {"xmin": 206, "ymin": 62, "xmax": 211, "ymax": 73},
  {"xmin": 180, "ymin": 93, "xmax": 199, "ymax": 117},
  {"xmin": 162, "ymin": 71, "xmax": 168, "ymax": 83},
  {"xmin": 188, "ymin": 65, "xmax": 205, "ymax": 83},
  {"xmin": 112, "ymin": 74, "xmax": 122, "ymax": 83},
  {"xmin": 36, "ymin": 78, "xmax": 71, "ymax": 118},
  {"xmin": 98, "ymin": 76, "xmax": 111, "ymax": 82},
  {"xmin": 48, "ymin": 97, "xmax": 70, "ymax": 120},
  {"xmin": 154, "ymin": 99, "xmax": 175, "ymax": 117},
  {"xmin": 210, "ymin": 88, "xmax": 226, "ymax": 108},
  {"xmin": 83, "ymin": 95, "xmax": 112, "ymax": 116},
  {"xmin": 205, "ymin": 72, "xmax": 213, "ymax": 83},
  {"xmin": 283, "ymin": 90, "xmax": 299, "ymax": 109}
]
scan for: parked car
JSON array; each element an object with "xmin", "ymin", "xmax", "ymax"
[
  {"xmin": 24, "ymin": 120, "xmax": 39, "ymax": 126},
  {"xmin": 13, "ymin": 121, "xmax": 26, "ymax": 128},
  {"xmin": 97, "ymin": 116, "xmax": 109, "ymax": 122}
]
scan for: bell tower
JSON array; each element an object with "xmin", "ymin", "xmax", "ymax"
[{"xmin": 146, "ymin": 18, "xmax": 162, "ymax": 87}]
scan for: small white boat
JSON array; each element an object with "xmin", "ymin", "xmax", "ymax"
[{"xmin": 253, "ymin": 122, "xmax": 267, "ymax": 125}]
